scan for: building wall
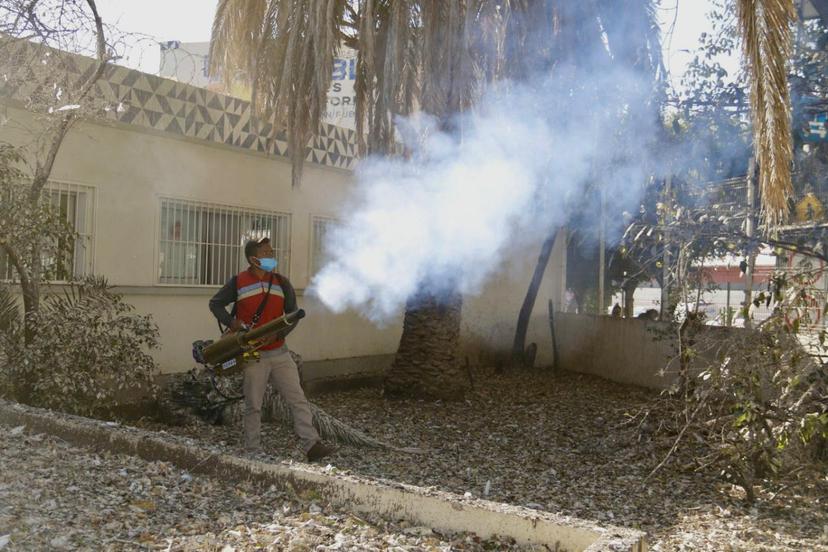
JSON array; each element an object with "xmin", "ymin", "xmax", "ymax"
[
  {"xmin": 1, "ymin": 102, "xmax": 566, "ymax": 374},
  {"xmin": 555, "ymin": 312, "xmax": 759, "ymax": 390},
  {"xmin": 460, "ymin": 235, "xmax": 566, "ymax": 368}
]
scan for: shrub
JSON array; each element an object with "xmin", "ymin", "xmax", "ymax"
[
  {"xmin": 656, "ymin": 265, "xmax": 828, "ymax": 502},
  {"xmin": 0, "ymin": 276, "xmax": 159, "ymax": 416}
]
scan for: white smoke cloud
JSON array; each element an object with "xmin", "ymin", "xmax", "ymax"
[{"xmin": 309, "ymin": 72, "xmax": 658, "ymax": 322}]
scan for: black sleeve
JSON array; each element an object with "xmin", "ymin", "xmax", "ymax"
[
  {"xmin": 279, "ymin": 275, "xmax": 298, "ymax": 313},
  {"xmin": 209, "ymin": 276, "xmax": 237, "ymax": 328}
]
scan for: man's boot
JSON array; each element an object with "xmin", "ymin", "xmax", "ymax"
[{"xmin": 306, "ymin": 441, "xmax": 336, "ymax": 462}]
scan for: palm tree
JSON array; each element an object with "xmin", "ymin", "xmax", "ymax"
[{"xmin": 209, "ymin": 1, "xmax": 665, "ymax": 399}]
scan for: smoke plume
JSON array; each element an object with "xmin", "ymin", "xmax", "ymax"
[{"xmin": 309, "ymin": 61, "xmax": 662, "ymax": 322}]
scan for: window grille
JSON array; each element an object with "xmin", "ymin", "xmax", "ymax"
[
  {"xmin": 0, "ymin": 181, "xmax": 95, "ymax": 281},
  {"xmin": 310, "ymin": 216, "xmax": 338, "ymax": 277},
  {"xmin": 158, "ymin": 198, "xmax": 291, "ymax": 286}
]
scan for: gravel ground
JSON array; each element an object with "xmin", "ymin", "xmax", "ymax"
[
  {"xmin": 0, "ymin": 427, "xmax": 530, "ymax": 551},
  {"xmin": 147, "ymin": 369, "xmax": 828, "ymax": 551}
]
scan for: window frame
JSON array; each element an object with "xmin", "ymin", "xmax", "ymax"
[
  {"xmin": 0, "ymin": 179, "xmax": 97, "ymax": 283},
  {"xmin": 309, "ymin": 214, "xmax": 338, "ymax": 280},
  {"xmin": 155, "ymin": 196, "xmax": 292, "ymax": 288}
]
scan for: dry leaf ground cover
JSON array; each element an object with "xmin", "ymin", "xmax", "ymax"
[
  {"xmin": 145, "ymin": 369, "xmax": 828, "ymax": 551},
  {"xmin": 0, "ymin": 426, "xmax": 528, "ymax": 551}
]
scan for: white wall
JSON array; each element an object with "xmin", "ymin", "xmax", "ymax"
[
  {"xmin": 555, "ymin": 313, "xmax": 677, "ymax": 389},
  {"xmin": 460, "ymin": 234, "xmax": 566, "ymax": 367}
]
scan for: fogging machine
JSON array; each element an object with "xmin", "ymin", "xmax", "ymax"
[{"xmin": 192, "ymin": 309, "xmax": 305, "ymax": 376}]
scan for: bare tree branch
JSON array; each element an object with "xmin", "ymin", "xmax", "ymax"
[{"xmin": 29, "ymin": 0, "xmax": 106, "ymax": 199}]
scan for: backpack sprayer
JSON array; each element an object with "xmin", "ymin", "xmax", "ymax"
[{"xmin": 192, "ymin": 309, "xmax": 306, "ymax": 376}]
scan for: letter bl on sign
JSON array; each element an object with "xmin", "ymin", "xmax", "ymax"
[{"xmin": 332, "ymin": 58, "xmax": 356, "ymax": 81}]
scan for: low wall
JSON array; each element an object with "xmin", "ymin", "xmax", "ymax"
[
  {"xmin": 553, "ymin": 313, "xmax": 676, "ymax": 389},
  {"xmin": 552, "ymin": 313, "xmax": 751, "ymax": 390},
  {"xmin": 301, "ymin": 354, "xmax": 392, "ymax": 395}
]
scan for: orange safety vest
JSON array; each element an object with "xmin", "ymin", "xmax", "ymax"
[{"xmin": 235, "ymin": 269, "xmax": 287, "ymax": 350}]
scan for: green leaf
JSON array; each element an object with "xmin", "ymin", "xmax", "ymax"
[{"xmin": 734, "ymin": 411, "xmax": 750, "ymax": 427}]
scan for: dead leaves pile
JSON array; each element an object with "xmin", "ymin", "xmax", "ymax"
[
  {"xmin": 2, "ymin": 369, "xmax": 826, "ymax": 551},
  {"xmin": 147, "ymin": 369, "xmax": 828, "ymax": 551},
  {"xmin": 0, "ymin": 426, "xmax": 526, "ymax": 550}
]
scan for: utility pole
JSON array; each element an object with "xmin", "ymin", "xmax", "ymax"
[
  {"xmin": 660, "ymin": 176, "xmax": 672, "ymax": 320},
  {"xmin": 744, "ymin": 158, "xmax": 757, "ymax": 329},
  {"xmin": 598, "ymin": 188, "xmax": 606, "ymax": 315},
  {"xmin": 726, "ymin": 280, "xmax": 732, "ymax": 327}
]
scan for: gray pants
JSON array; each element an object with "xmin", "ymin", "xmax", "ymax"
[{"xmin": 243, "ymin": 346, "xmax": 319, "ymax": 453}]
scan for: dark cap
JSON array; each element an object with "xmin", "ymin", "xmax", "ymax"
[{"xmin": 244, "ymin": 237, "xmax": 270, "ymax": 261}]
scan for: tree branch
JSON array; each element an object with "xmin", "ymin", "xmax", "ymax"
[{"xmin": 30, "ymin": 0, "xmax": 107, "ymax": 199}]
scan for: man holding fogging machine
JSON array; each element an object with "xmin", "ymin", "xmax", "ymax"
[{"xmin": 209, "ymin": 237, "xmax": 335, "ymax": 462}]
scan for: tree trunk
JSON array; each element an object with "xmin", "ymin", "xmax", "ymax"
[
  {"xmin": 1, "ymin": 242, "xmax": 38, "ymax": 344},
  {"xmin": 384, "ymin": 289, "xmax": 469, "ymax": 401},
  {"xmin": 21, "ymin": 280, "xmax": 39, "ymax": 346},
  {"xmin": 623, "ymin": 280, "xmax": 637, "ymax": 318},
  {"xmin": 512, "ymin": 229, "xmax": 558, "ymax": 367}
]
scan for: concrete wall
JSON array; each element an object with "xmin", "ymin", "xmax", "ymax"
[
  {"xmin": 554, "ymin": 313, "xmax": 677, "ymax": 389},
  {"xmin": 554, "ymin": 313, "xmax": 753, "ymax": 389},
  {"xmin": 461, "ymin": 234, "xmax": 567, "ymax": 368},
  {"xmin": 1, "ymin": 102, "xmax": 566, "ymax": 375}
]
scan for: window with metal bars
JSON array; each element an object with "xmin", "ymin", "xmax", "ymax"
[
  {"xmin": 158, "ymin": 198, "xmax": 291, "ymax": 286},
  {"xmin": 0, "ymin": 182, "xmax": 95, "ymax": 282},
  {"xmin": 310, "ymin": 215, "xmax": 338, "ymax": 277}
]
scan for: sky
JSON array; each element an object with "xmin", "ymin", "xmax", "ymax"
[{"xmin": 96, "ymin": 0, "xmax": 738, "ymax": 89}]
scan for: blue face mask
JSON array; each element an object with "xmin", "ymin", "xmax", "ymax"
[{"xmin": 258, "ymin": 257, "xmax": 277, "ymax": 272}]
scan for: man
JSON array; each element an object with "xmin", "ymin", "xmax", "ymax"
[{"xmin": 209, "ymin": 237, "xmax": 335, "ymax": 462}]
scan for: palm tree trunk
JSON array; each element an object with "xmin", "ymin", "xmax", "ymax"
[
  {"xmin": 384, "ymin": 289, "xmax": 469, "ymax": 401},
  {"xmin": 511, "ymin": 228, "xmax": 558, "ymax": 367}
]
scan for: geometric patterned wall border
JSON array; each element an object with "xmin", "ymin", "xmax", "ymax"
[{"xmin": 0, "ymin": 40, "xmax": 357, "ymax": 171}]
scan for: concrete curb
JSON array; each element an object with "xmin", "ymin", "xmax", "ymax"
[{"xmin": 0, "ymin": 400, "xmax": 646, "ymax": 552}]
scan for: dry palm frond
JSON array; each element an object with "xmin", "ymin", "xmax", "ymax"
[
  {"xmin": 168, "ymin": 367, "xmax": 424, "ymax": 452},
  {"xmin": 210, "ymin": 0, "xmax": 347, "ymax": 187},
  {"xmin": 473, "ymin": 0, "xmax": 510, "ymax": 84},
  {"xmin": 597, "ymin": 0, "xmax": 664, "ymax": 80},
  {"xmin": 354, "ymin": 0, "xmax": 377, "ymax": 155},
  {"xmin": 736, "ymin": 0, "xmax": 796, "ymax": 227},
  {"xmin": 210, "ymin": 0, "xmax": 666, "ymax": 179},
  {"xmin": 419, "ymin": 1, "xmax": 513, "ymax": 121},
  {"xmin": 355, "ymin": 0, "xmax": 420, "ymax": 155},
  {"xmin": 270, "ymin": 392, "xmax": 426, "ymax": 453},
  {"xmin": 503, "ymin": 0, "xmax": 560, "ymax": 80}
]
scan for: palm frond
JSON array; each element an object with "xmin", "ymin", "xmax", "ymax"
[
  {"xmin": 597, "ymin": 0, "xmax": 666, "ymax": 84},
  {"xmin": 736, "ymin": 0, "xmax": 797, "ymax": 227},
  {"xmin": 42, "ymin": 275, "xmax": 112, "ymax": 318},
  {"xmin": 210, "ymin": 0, "xmax": 666, "ymax": 191},
  {"xmin": 169, "ymin": 366, "xmax": 424, "ymax": 452},
  {"xmin": 210, "ymin": 0, "xmax": 347, "ymax": 187},
  {"xmin": 270, "ymin": 392, "xmax": 423, "ymax": 452}
]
